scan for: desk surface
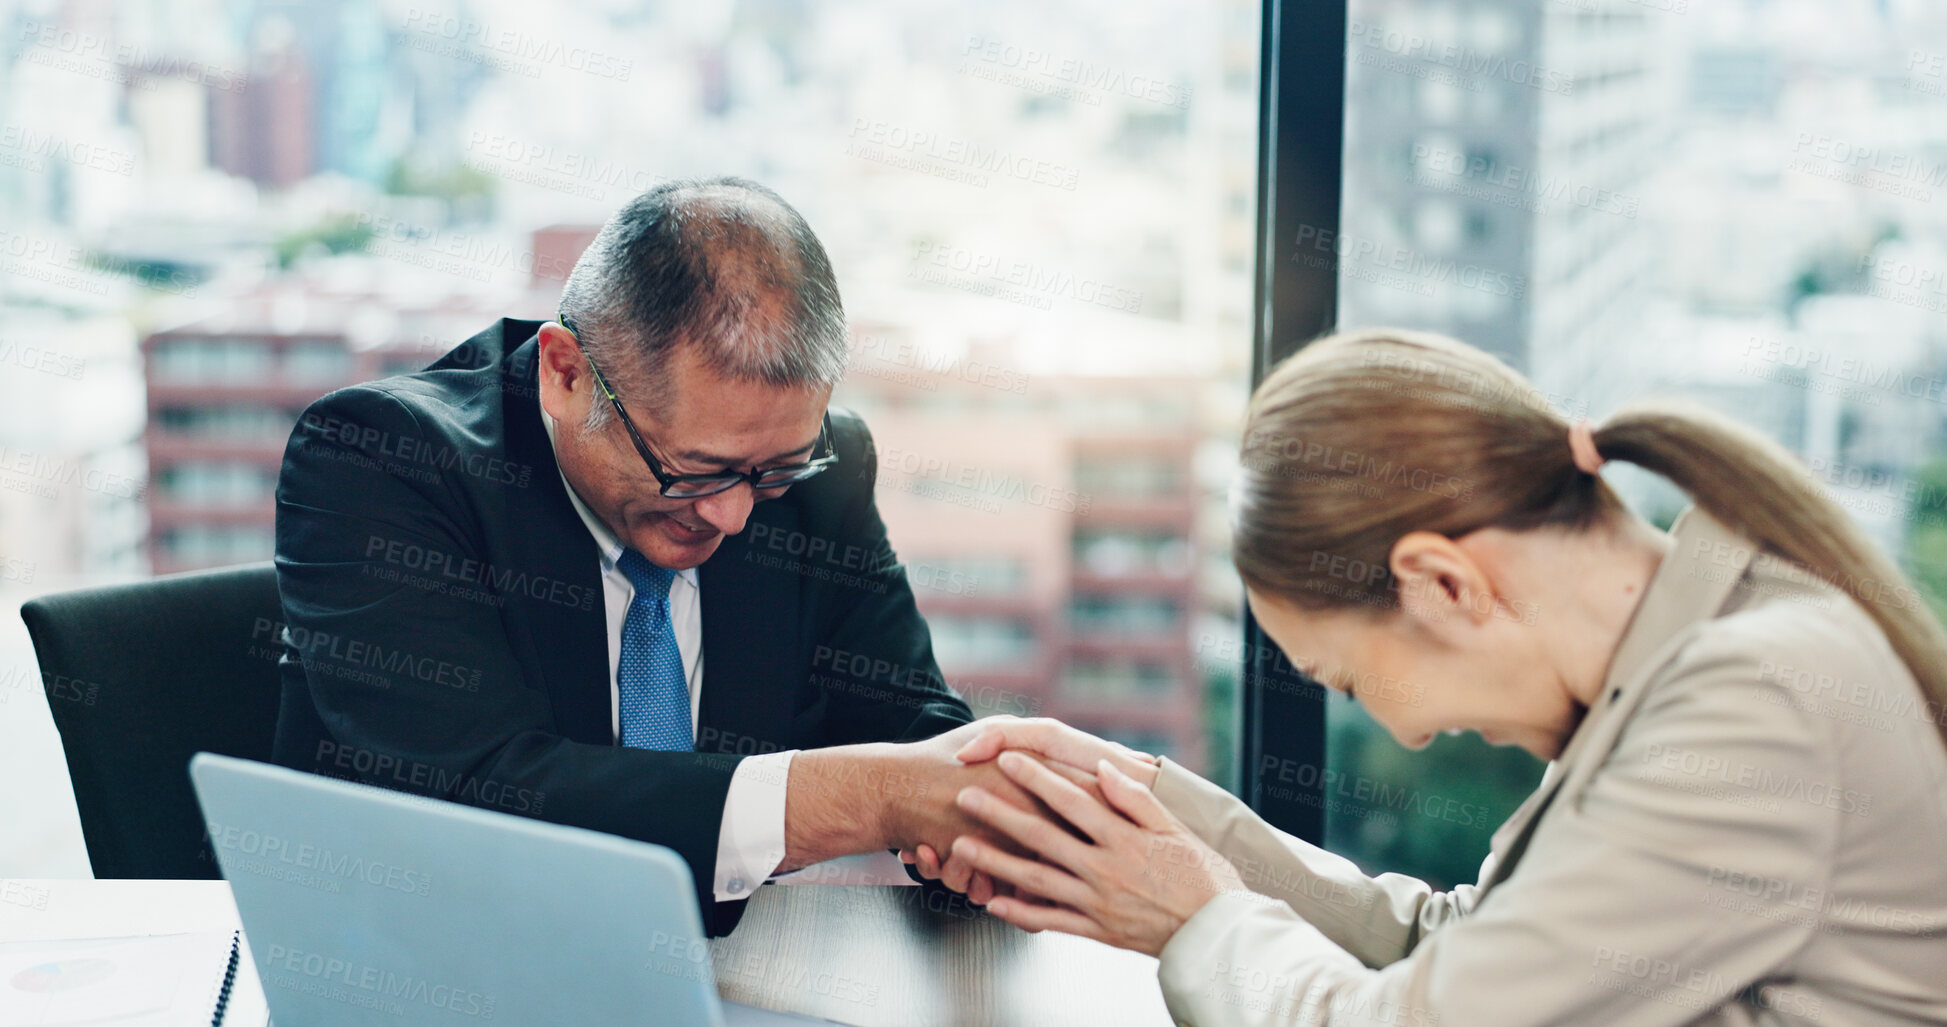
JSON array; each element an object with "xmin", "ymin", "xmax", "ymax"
[
  {"xmin": 716, "ymin": 884, "xmax": 1174, "ymax": 1026},
  {"xmin": 2, "ymin": 879, "xmax": 1173, "ymax": 1027}
]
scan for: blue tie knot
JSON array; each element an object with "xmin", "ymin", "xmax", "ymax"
[{"xmin": 616, "ymin": 549, "xmax": 674, "ymax": 602}]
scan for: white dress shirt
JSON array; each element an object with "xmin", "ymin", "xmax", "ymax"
[{"xmin": 541, "ymin": 404, "xmax": 795, "ymax": 903}]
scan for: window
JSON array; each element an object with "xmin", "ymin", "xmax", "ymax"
[
  {"xmin": 1073, "ymin": 528, "xmax": 1192, "ymax": 577},
  {"xmin": 1062, "ymin": 659, "xmax": 1176, "ymax": 701},
  {"xmin": 1068, "ymin": 595, "xmax": 1181, "ymax": 638},
  {"xmin": 154, "ymin": 406, "xmax": 294, "ymax": 440},
  {"xmin": 1066, "ymin": 725, "xmax": 1175, "ymax": 759},
  {"xmin": 805, "ymin": 3, "xmax": 1259, "ymax": 775},
  {"xmin": 155, "ymin": 462, "xmax": 274, "ymax": 508},
  {"xmin": 150, "ymin": 338, "xmax": 273, "ymax": 384},
  {"xmin": 905, "ymin": 556, "xmax": 1026, "ymax": 598},
  {"xmin": 1319, "ymin": 0, "xmax": 1947, "ymax": 890},
  {"xmin": 284, "ymin": 342, "xmax": 351, "ymax": 384},
  {"xmin": 6, "ymin": 0, "xmax": 1260, "ymax": 793},
  {"xmin": 927, "ymin": 617, "xmax": 1038, "ymax": 671},
  {"xmin": 1072, "ymin": 456, "xmax": 1185, "ymax": 499},
  {"xmin": 157, "ymin": 525, "xmax": 276, "ymax": 566}
]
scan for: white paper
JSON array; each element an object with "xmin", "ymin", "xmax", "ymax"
[{"xmin": 0, "ymin": 933, "xmax": 234, "ymax": 1027}]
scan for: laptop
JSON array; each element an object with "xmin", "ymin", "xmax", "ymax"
[{"xmin": 188, "ymin": 753, "xmax": 842, "ymax": 1026}]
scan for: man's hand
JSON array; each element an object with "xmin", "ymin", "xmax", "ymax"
[{"xmin": 776, "ymin": 717, "xmax": 1092, "ymax": 900}]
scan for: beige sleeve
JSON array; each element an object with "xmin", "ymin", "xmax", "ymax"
[
  {"xmin": 1148, "ymin": 628, "xmax": 1839, "ymax": 1026},
  {"xmin": 1151, "ymin": 758, "xmax": 1481, "ymax": 970}
]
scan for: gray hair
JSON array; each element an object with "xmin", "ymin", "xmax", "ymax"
[{"xmin": 557, "ymin": 177, "xmax": 848, "ymax": 432}]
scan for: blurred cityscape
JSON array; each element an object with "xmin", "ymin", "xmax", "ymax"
[
  {"xmin": 1334, "ymin": 0, "xmax": 1947, "ymax": 885},
  {"xmin": 0, "ymin": 0, "xmax": 1258, "ymax": 874},
  {"xmin": 6, "ymin": 0, "xmax": 1947, "ymax": 891}
]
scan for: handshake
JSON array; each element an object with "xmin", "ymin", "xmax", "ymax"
[{"xmin": 780, "ymin": 717, "xmax": 1246, "ymax": 958}]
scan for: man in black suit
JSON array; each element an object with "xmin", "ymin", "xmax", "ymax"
[{"xmin": 271, "ymin": 177, "xmax": 1038, "ymax": 935}]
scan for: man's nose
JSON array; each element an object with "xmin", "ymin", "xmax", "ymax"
[{"xmin": 690, "ymin": 483, "xmax": 755, "ymax": 536}]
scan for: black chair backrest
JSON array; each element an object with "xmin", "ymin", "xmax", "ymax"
[{"xmin": 22, "ymin": 562, "xmax": 283, "ymax": 879}]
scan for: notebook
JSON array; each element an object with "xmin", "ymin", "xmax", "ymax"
[{"xmin": 0, "ymin": 931, "xmax": 241, "ymax": 1026}]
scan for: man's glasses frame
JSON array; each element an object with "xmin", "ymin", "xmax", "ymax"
[{"xmin": 557, "ymin": 315, "xmax": 838, "ymax": 499}]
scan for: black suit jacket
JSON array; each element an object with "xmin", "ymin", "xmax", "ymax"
[{"xmin": 270, "ymin": 318, "xmax": 970, "ymax": 935}]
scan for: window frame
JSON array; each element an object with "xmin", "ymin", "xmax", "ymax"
[{"xmin": 1236, "ymin": 0, "xmax": 1346, "ymax": 841}]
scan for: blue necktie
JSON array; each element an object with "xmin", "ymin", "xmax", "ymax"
[{"xmin": 616, "ymin": 549, "xmax": 692, "ymax": 751}]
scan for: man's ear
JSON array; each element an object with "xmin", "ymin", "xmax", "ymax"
[
  {"xmin": 536, "ymin": 321, "xmax": 585, "ymax": 426},
  {"xmin": 1389, "ymin": 531, "xmax": 1494, "ymax": 634}
]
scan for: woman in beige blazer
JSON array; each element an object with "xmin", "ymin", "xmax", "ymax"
[{"xmin": 913, "ymin": 329, "xmax": 1947, "ymax": 1024}]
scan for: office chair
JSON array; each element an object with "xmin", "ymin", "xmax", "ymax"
[{"xmin": 22, "ymin": 561, "xmax": 284, "ymax": 879}]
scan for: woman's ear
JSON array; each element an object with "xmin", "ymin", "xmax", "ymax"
[{"xmin": 1389, "ymin": 531, "xmax": 1495, "ymax": 634}]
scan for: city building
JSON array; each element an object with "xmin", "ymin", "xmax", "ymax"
[
  {"xmin": 207, "ymin": 33, "xmax": 316, "ymax": 189},
  {"xmin": 836, "ymin": 319, "xmax": 1208, "ymax": 770},
  {"xmin": 1338, "ymin": 0, "xmax": 1664, "ymax": 416},
  {"xmin": 140, "ymin": 231, "xmax": 575, "ymax": 575},
  {"xmin": 145, "ymin": 290, "xmax": 410, "ymax": 574}
]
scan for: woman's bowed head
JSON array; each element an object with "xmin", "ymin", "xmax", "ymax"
[{"xmin": 906, "ymin": 327, "xmax": 1947, "ymax": 965}]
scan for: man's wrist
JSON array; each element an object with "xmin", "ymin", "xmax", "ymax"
[{"xmin": 781, "ymin": 743, "xmax": 903, "ymax": 868}]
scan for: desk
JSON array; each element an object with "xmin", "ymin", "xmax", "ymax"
[
  {"xmin": 0, "ymin": 879, "xmax": 270, "ymax": 1025},
  {"xmin": 1, "ymin": 879, "xmax": 1173, "ymax": 1026},
  {"xmin": 716, "ymin": 884, "xmax": 1174, "ymax": 1026}
]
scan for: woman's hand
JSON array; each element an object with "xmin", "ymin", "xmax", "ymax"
[
  {"xmin": 943, "ymin": 751, "xmax": 1245, "ymax": 958},
  {"xmin": 954, "ymin": 717, "xmax": 1160, "ymax": 787},
  {"xmin": 902, "ymin": 752, "xmax": 1109, "ymax": 903},
  {"xmin": 901, "ymin": 717, "xmax": 1156, "ymax": 899}
]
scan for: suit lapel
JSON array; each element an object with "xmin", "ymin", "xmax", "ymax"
[
  {"xmin": 494, "ymin": 333, "xmax": 612, "ymax": 746},
  {"xmin": 1476, "ymin": 507, "xmax": 1755, "ymax": 893}
]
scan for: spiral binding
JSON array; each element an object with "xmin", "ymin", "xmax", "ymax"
[{"xmin": 210, "ymin": 930, "xmax": 241, "ymax": 1025}]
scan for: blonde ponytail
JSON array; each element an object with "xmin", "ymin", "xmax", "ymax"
[
  {"xmin": 1234, "ymin": 328, "xmax": 1947, "ymax": 751},
  {"xmin": 1594, "ymin": 405, "xmax": 1947, "ymax": 749}
]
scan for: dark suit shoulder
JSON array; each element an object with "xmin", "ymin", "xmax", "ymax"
[
  {"xmin": 297, "ymin": 318, "xmax": 539, "ymax": 445},
  {"xmin": 278, "ymin": 372, "xmax": 520, "ymax": 556},
  {"xmin": 292, "ymin": 363, "xmax": 510, "ymax": 458}
]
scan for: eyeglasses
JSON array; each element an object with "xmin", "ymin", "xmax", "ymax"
[{"xmin": 557, "ymin": 315, "xmax": 839, "ymax": 499}]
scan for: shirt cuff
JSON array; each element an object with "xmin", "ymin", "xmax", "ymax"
[{"xmin": 714, "ymin": 750, "xmax": 796, "ymax": 902}]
